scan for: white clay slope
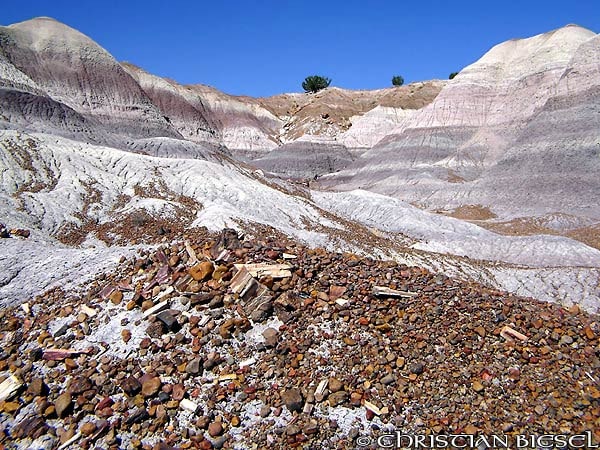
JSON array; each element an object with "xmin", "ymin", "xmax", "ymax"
[
  {"xmin": 340, "ymin": 106, "xmax": 415, "ymax": 150},
  {"xmin": 1, "ymin": 131, "xmax": 599, "ymax": 311}
]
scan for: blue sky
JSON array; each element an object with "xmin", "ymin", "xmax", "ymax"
[{"xmin": 2, "ymin": 1, "xmax": 599, "ymax": 97}]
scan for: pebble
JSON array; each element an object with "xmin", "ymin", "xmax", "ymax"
[
  {"xmin": 285, "ymin": 424, "xmax": 301, "ymax": 436},
  {"xmin": 156, "ymin": 310, "xmax": 178, "ymax": 331},
  {"xmin": 380, "ymin": 374, "xmax": 395, "ymax": 386},
  {"xmin": 185, "ymin": 358, "xmax": 202, "ymax": 375},
  {"xmin": 472, "ymin": 380, "xmax": 485, "ymax": 393},
  {"xmin": 208, "ymin": 421, "xmax": 224, "ymax": 437},
  {"xmin": 142, "ymin": 377, "xmax": 162, "ymax": 397},
  {"xmin": 196, "ymin": 416, "xmax": 210, "ymax": 429},
  {"xmin": 328, "ymin": 391, "xmax": 348, "ymax": 407},
  {"xmin": 0, "ymin": 401, "xmax": 20, "ymax": 413},
  {"xmin": 559, "ymin": 335, "xmax": 574, "ymax": 345},
  {"xmin": 464, "ymin": 424, "xmax": 478, "ymax": 434},
  {"xmin": 474, "ymin": 326, "xmax": 486, "ymax": 337},
  {"xmin": 281, "ymin": 388, "xmax": 303, "ymax": 412},
  {"xmin": 409, "ymin": 362, "xmax": 425, "ymax": 375},
  {"xmin": 27, "ymin": 378, "xmax": 48, "ymax": 397},
  {"xmin": 109, "ymin": 290, "xmax": 123, "ymax": 304},
  {"xmin": 54, "ymin": 392, "xmax": 72, "ymax": 418},
  {"xmin": 121, "ymin": 376, "xmax": 142, "ymax": 396},
  {"xmin": 328, "ymin": 377, "xmax": 343, "ymax": 393},
  {"xmin": 189, "ymin": 261, "xmax": 214, "ymax": 281},
  {"xmin": 259, "ymin": 405, "xmax": 271, "ymax": 417},
  {"xmin": 262, "ymin": 327, "xmax": 279, "ymax": 347},
  {"xmin": 121, "ymin": 329, "xmax": 132, "ymax": 343},
  {"xmin": 68, "ymin": 376, "xmax": 92, "ymax": 394},
  {"xmin": 80, "ymin": 422, "xmax": 97, "ymax": 436}
]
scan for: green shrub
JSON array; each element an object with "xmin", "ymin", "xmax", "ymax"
[
  {"xmin": 449, "ymin": 72, "xmax": 459, "ymax": 79},
  {"xmin": 392, "ymin": 75, "xmax": 404, "ymax": 86}
]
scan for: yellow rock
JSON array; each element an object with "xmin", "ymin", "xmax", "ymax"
[
  {"xmin": 109, "ymin": 290, "xmax": 123, "ymax": 304},
  {"xmin": 0, "ymin": 401, "xmax": 20, "ymax": 414},
  {"xmin": 188, "ymin": 261, "xmax": 214, "ymax": 281},
  {"xmin": 464, "ymin": 424, "xmax": 478, "ymax": 434}
]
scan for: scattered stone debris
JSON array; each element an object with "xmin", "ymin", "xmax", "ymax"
[
  {"xmin": 0, "ymin": 228, "xmax": 599, "ymax": 448},
  {"xmin": 0, "ymin": 223, "xmax": 30, "ymax": 239}
]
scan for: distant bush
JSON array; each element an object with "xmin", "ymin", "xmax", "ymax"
[
  {"xmin": 302, "ymin": 75, "xmax": 331, "ymax": 93},
  {"xmin": 449, "ymin": 72, "xmax": 459, "ymax": 79},
  {"xmin": 391, "ymin": 75, "xmax": 404, "ymax": 86}
]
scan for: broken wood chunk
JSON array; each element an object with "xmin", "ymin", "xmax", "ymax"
[
  {"xmin": 156, "ymin": 286, "xmax": 174, "ymax": 301},
  {"xmin": 117, "ymin": 279, "xmax": 134, "ymax": 291},
  {"xmin": 156, "ymin": 249, "xmax": 168, "ymax": 265},
  {"xmin": 230, "ymin": 267, "xmax": 254, "ymax": 295},
  {"xmin": 215, "ymin": 249, "xmax": 232, "ymax": 262},
  {"xmin": 363, "ymin": 400, "xmax": 382, "ymax": 415},
  {"xmin": 42, "ymin": 348, "xmax": 92, "ymax": 361},
  {"xmin": 273, "ymin": 292, "xmax": 298, "ymax": 323},
  {"xmin": 233, "ymin": 263, "xmax": 293, "ymax": 279},
  {"xmin": 99, "ymin": 285, "xmax": 117, "ymax": 300},
  {"xmin": 230, "ymin": 268, "xmax": 268, "ymax": 303},
  {"xmin": 143, "ymin": 300, "xmax": 169, "ymax": 318},
  {"xmin": 0, "ymin": 375, "xmax": 22, "ymax": 402},
  {"xmin": 242, "ymin": 289, "xmax": 273, "ymax": 322},
  {"xmin": 303, "ymin": 403, "xmax": 314, "ymax": 415},
  {"xmin": 500, "ymin": 325, "xmax": 528, "ymax": 342},
  {"xmin": 9, "ymin": 228, "xmax": 30, "ymax": 238},
  {"xmin": 57, "ymin": 432, "xmax": 81, "ymax": 450},
  {"xmin": 315, "ymin": 379, "xmax": 328, "ymax": 396},
  {"xmin": 154, "ymin": 265, "xmax": 170, "ymax": 284},
  {"xmin": 180, "ymin": 398, "xmax": 199, "ymax": 413},
  {"xmin": 80, "ymin": 304, "xmax": 97, "ymax": 318},
  {"xmin": 373, "ymin": 286, "xmax": 418, "ymax": 298},
  {"xmin": 185, "ymin": 240, "xmax": 199, "ymax": 265},
  {"xmin": 239, "ymin": 357, "xmax": 256, "ymax": 368},
  {"xmin": 217, "ymin": 374, "xmax": 237, "ymax": 383}
]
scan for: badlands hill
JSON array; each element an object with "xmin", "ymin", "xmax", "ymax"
[
  {"xmin": 320, "ymin": 25, "xmax": 600, "ymax": 239},
  {"xmin": 0, "ymin": 17, "xmax": 599, "ymax": 311},
  {"xmin": 0, "ymin": 18, "xmax": 443, "ymax": 159}
]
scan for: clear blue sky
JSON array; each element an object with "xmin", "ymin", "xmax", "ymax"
[{"xmin": 2, "ymin": 1, "xmax": 599, "ymax": 97}]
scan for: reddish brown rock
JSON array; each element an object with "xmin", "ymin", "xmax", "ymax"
[
  {"xmin": 54, "ymin": 392, "xmax": 72, "ymax": 418},
  {"xmin": 142, "ymin": 377, "xmax": 162, "ymax": 397}
]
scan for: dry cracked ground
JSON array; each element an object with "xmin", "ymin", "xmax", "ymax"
[{"xmin": 0, "ymin": 229, "xmax": 599, "ymax": 449}]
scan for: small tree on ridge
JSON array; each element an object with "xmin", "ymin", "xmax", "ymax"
[
  {"xmin": 302, "ymin": 75, "xmax": 331, "ymax": 93},
  {"xmin": 392, "ymin": 75, "xmax": 404, "ymax": 86}
]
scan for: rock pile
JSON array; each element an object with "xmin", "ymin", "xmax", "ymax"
[{"xmin": 0, "ymin": 228, "xmax": 599, "ymax": 449}]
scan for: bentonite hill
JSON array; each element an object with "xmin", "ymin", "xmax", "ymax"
[{"xmin": 0, "ymin": 16, "xmax": 599, "ymax": 450}]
